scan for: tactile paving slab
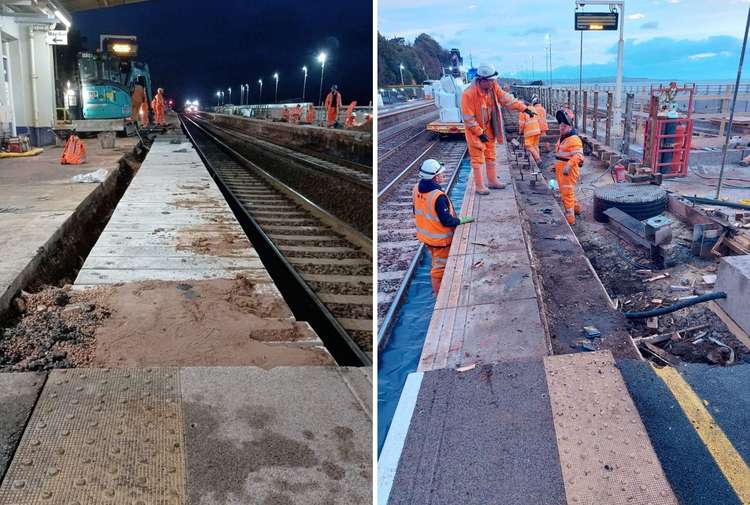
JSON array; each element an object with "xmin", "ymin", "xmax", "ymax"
[
  {"xmin": 544, "ymin": 351, "xmax": 678, "ymax": 505},
  {"xmin": 0, "ymin": 368, "xmax": 186, "ymax": 504}
]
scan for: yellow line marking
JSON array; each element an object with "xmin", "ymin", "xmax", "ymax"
[{"xmin": 654, "ymin": 364, "xmax": 750, "ymax": 503}]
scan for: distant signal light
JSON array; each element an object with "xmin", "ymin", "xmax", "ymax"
[{"xmin": 575, "ymin": 12, "xmax": 618, "ymax": 31}]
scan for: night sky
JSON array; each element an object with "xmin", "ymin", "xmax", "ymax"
[{"xmin": 74, "ymin": 0, "xmax": 373, "ymax": 108}]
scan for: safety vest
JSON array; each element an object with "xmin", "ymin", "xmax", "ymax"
[
  {"xmin": 535, "ymin": 104, "xmax": 548, "ymax": 133},
  {"xmin": 519, "ymin": 110, "xmax": 541, "ymax": 137},
  {"xmin": 413, "ymin": 185, "xmax": 456, "ymax": 247},
  {"xmin": 555, "ymin": 134, "xmax": 584, "ymax": 169}
]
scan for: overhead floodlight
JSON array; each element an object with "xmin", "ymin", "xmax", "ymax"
[
  {"xmin": 111, "ymin": 43, "xmax": 133, "ymax": 55},
  {"xmin": 273, "ymin": 73, "xmax": 278, "ymax": 79},
  {"xmin": 302, "ymin": 66, "xmax": 307, "ymax": 73},
  {"xmin": 317, "ymin": 52, "xmax": 327, "ymax": 65},
  {"xmin": 258, "ymin": 78, "xmax": 262, "ymax": 84},
  {"xmin": 54, "ymin": 9, "xmax": 71, "ymax": 28},
  {"xmin": 575, "ymin": 12, "xmax": 618, "ymax": 31}
]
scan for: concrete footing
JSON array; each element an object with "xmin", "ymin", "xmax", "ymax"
[{"xmin": 717, "ymin": 255, "xmax": 750, "ymax": 335}]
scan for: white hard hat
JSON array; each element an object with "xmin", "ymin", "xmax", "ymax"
[
  {"xmin": 419, "ymin": 159, "xmax": 445, "ymax": 179},
  {"xmin": 476, "ymin": 64, "xmax": 498, "ymax": 79}
]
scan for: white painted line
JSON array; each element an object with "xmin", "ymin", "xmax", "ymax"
[{"xmin": 377, "ymin": 372, "xmax": 424, "ymax": 505}]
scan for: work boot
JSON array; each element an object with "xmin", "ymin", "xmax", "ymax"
[
  {"xmin": 486, "ymin": 161, "xmax": 506, "ymax": 190},
  {"xmin": 574, "ymin": 202, "xmax": 582, "ymax": 216},
  {"xmin": 472, "ymin": 165, "xmax": 490, "ymax": 194},
  {"xmin": 565, "ymin": 208, "xmax": 576, "ymax": 225},
  {"xmin": 431, "ymin": 276, "xmax": 442, "ymax": 295}
]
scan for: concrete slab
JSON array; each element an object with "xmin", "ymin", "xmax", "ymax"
[
  {"xmin": 74, "ymin": 137, "xmax": 266, "ymax": 286},
  {"xmin": 544, "ymin": 352, "xmax": 678, "ymax": 505},
  {"xmin": 0, "ymin": 138, "xmax": 137, "ymax": 315},
  {"xmin": 417, "ymin": 151, "xmax": 548, "ymax": 372},
  {"xmin": 0, "ymin": 373, "xmax": 45, "ymax": 481},
  {"xmin": 386, "ymin": 360, "xmax": 567, "ymax": 505},
  {"xmin": 717, "ymin": 255, "xmax": 750, "ymax": 335},
  {"xmin": 180, "ymin": 366, "xmax": 372, "ymax": 504},
  {"xmin": 0, "ymin": 368, "xmax": 186, "ymax": 503}
]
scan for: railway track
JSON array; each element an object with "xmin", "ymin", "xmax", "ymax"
[
  {"xmin": 378, "ymin": 109, "xmax": 439, "ymax": 161},
  {"xmin": 181, "ymin": 114, "xmax": 372, "ymax": 365},
  {"xmin": 377, "ymin": 139, "xmax": 467, "ymax": 346}
]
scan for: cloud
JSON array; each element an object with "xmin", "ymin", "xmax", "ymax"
[
  {"xmin": 548, "ymin": 36, "xmax": 742, "ymax": 80},
  {"xmin": 667, "ymin": 0, "xmax": 680, "ymax": 3},
  {"xmin": 641, "ymin": 21, "xmax": 659, "ymax": 30},
  {"xmin": 518, "ymin": 26, "xmax": 555, "ymax": 36},
  {"xmin": 467, "ymin": 4, "xmax": 477, "ymax": 9},
  {"xmin": 628, "ymin": 13, "xmax": 646, "ymax": 20}
]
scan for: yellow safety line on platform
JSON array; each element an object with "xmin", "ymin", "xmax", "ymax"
[{"xmin": 654, "ymin": 364, "xmax": 750, "ymax": 504}]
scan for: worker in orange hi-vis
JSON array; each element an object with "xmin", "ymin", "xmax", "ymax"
[
  {"xmin": 291, "ymin": 104, "xmax": 302, "ymax": 123},
  {"xmin": 461, "ymin": 64, "xmax": 535, "ymax": 194},
  {"xmin": 324, "ymin": 84, "xmax": 342, "ymax": 127},
  {"xmin": 344, "ymin": 101, "xmax": 357, "ymax": 128},
  {"xmin": 281, "ymin": 105, "xmax": 290, "ymax": 122},
  {"xmin": 518, "ymin": 93, "xmax": 547, "ymax": 167},
  {"xmin": 553, "ymin": 108, "xmax": 585, "ymax": 225},
  {"xmin": 152, "ymin": 88, "xmax": 166, "ymax": 126},
  {"xmin": 305, "ymin": 103, "xmax": 316, "ymax": 124},
  {"xmin": 413, "ymin": 159, "xmax": 474, "ymax": 295},
  {"xmin": 130, "ymin": 76, "xmax": 147, "ymax": 128}
]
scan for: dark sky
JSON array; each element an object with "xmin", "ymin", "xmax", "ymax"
[{"xmin": 74, "ymin": 0, "xmax": 373, "ymax": 107}]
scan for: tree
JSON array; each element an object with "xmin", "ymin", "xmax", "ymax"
[{"xmin": 378, "ymin": 32, "xmax": 452, "ymax": 87}]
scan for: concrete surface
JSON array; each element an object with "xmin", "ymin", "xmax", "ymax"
[
  {"xmin": 386, "ymin": 359, "xmax": 567, "ymax": 505},
  {"xmin": 0, "ymin": 372, "xmax": 45, "ymax": 481},
  {"xmin": 180, "ymin": 366, "xmax": 372, "ymax": 505},
  {"xmin": 717, "ymin": 255, "xmax": 750, "ymax": 335},
  {"xmin": 418, "ymin": 149, "xmax": 548, "ymax": 371},
  {"xmin": 0, "ymin": 366, "xmax": 372, "ymax": 504},
  {"xmin": 0, "ymin": 137, "xmax": 137, "ymax": 315},
  {"xmin": 75, "ymin": 136, "xmax": 271, "ymax": 286},
  {"xmin": 0, "ymin": 368, "xmax": 186, "ymax": 503}
]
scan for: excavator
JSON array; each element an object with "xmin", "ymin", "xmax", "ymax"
[{"xmin": 56, "ymin": 35, "xmax": 152, "ymax": 136}]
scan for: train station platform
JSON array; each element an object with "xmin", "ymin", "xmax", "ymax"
[
  {"xmin": 0, "ymin": 136, "xmax": 138, "ymax": 317},
  {"xmin": 418, "ymin": 149, "xmax": 547, "ymax": 371},
  {"xmin": 0, "ymin": 366, "xmax": 372, "ymax": 504},
  {"xmin": 381, "ymin": 142, "xmax": 750, "ymax": 504},
  {"xmin": 72, "ymin": 129, "xmax": 331, "ymax": 368}
]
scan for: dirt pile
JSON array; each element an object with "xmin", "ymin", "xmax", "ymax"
[
  {"xmin": 0, "ymin": 286, "xmax": 110, "ymax": 371},
  {"xmin": 1, "ymin": 276, "xmax": 332, "ymax": 372}
]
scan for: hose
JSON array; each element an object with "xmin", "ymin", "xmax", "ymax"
[
  {"xmin": 624, "ymin": 291, "xmax": 727, "ymax": 319},
  {"xmin": 683, "ymin": 196, "xmax": 750, "ymax": 211}
]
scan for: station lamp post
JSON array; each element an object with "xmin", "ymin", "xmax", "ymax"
[
  {"xmin": 399, "ymin": 63, "xmax": 405, "ymax": 86},
  {"xmin": 240, "ymin": 84, "xmax": 245, "ymax": 105},
  {"xmin": 273, "ymin": 73, "xmax": 279, "ymax": 104},
  {"xmin": 258, "ymin": 79, "xmax": 263, "ymax": 104},
  {"xmin": 227, "ymin": 87, "xmax": 232, "ymax": 105},
  {"xmin": 245, "ymin": 83, "xmax": 249, "ymax": 105},
  {"xmin": 317, "ymin": 51, "xmax": 327, "ymax": 106},
  {"xmin": 302, "ymin": 66, "xmax": 308, "ymax": 102},
  {"xmin": 574, "ymin": 1, "xmax": 624, "ymax": 131}
]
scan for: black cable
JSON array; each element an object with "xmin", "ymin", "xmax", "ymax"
[{"xmin": 623, "ymin": 291, "xmax": 727, "ymax": 319}]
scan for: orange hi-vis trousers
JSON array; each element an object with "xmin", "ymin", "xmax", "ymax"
[
  {"xmin": 554, "ymin": 162, "xmax": 581, "ymax": 224},
  {"xmin": 427, "ymin": 245, "xmax": 450, "ymax": 281},
  {"xmin": 524, "ymin": 135, "xmax": 541, "ymax": 161},
  {"xmin": 467, "ymin": 135, "xmax": 502, "ymax": 190}
]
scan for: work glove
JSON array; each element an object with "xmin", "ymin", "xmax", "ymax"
[
  {"xmin": 524, "ymin": 107, "xmax": 536, "ymax": 117},
  {"xmin": 478, "ymin": 133, "xmax": 490, "ymax": 143},
  {"xmin": 459, "ymin": 216, "xmax": 475, "ymax": 225}
]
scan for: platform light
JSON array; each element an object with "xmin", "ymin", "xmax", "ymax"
[
  {"xmin": 317, "ymin": 52, "xmax": 327, "ymax": 106},
  {"xmin": 54, "ymin": 9, "xmax": 71, "ymax": 28}
]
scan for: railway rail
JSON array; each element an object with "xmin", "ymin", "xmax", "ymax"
[
  {"xmin": 378, "ymin": 110, "xmax": 439, "ymax": 164},
  {"xmin": 377, "ymin": 139, "xmax": 467, "ymax": 346},
  {"xmin": 181, "ymin": 114, "xmax": 372, "ymax": 365}
]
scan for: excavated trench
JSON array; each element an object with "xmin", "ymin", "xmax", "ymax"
[{"xmin": 0, "ymin": 139, "xmax": 149, "ymax": 371}]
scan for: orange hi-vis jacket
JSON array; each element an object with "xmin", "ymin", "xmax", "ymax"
[
  {"xmin": 291, "ymin": 105, "xmax": 302, "ymax": 122},
  {"xmin": 60, "ymin": 134, "xmax": 86, "ymax": 165},
  {"xmin": 461, "ymin": 81, "xmax": 526, "ymax": 147},
  {"xmin": 554, "ymin": 133, "xmax": 584, "ymax": 174},
  {"xmin": 519, "ymin": 104, "xmax": 548, "ymax": 138},
  {"xmin": 325, "ymin": 91, "xmax": 342, "ymax": 111},
  {"xmin": 306, "ymin": 105, "xmax": 316, "ymax": 123},
  {"xmin": 282, "ymin": 108, "xmax": 290, "ymax": 121},
  {"xmin": 413, "ymin": 184, "xmax": 456, "ymax": 247}
]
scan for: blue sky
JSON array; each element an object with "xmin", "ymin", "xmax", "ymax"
[{"xmin": 378, "ymin": 0, "xmax": 750, "ymax": 81}]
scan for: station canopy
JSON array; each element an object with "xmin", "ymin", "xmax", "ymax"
[
  {"xmin": 0, "ymin": 0, "xmax": 149, "ymax": 27},
  {"xmin": 58, "ymin": 0, "xmax": 149, "ymax": 12}
]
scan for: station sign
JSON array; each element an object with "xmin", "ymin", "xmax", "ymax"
[
  {"xmin": 575, "ymin": 12, "xmax": 619, "ymax": 31},
  {"xmin": 46, "ymin": 29, "xmax": 68, "ymax": 45}
]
